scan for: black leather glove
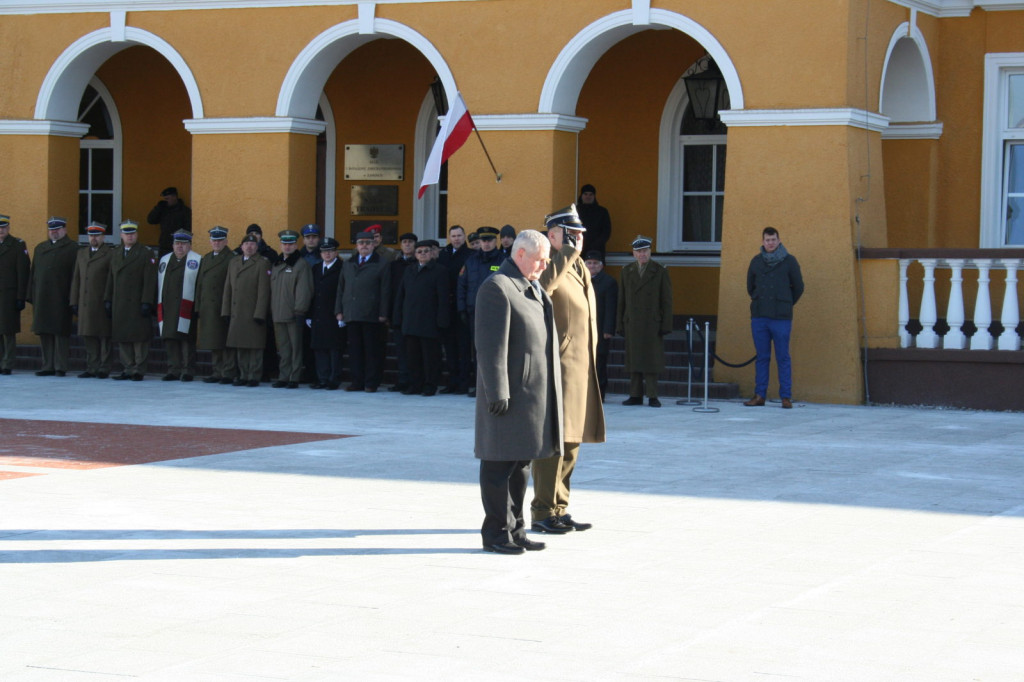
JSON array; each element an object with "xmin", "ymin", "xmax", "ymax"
[
  {"xmin": 15, "ymin": 300, "xmax": 25, "ymax": 312},
  {"xmin": 71, "ymin": 305, "xmax": 78, "ymax": 315},
  {"xmin": 254, "ymin": 318, "xmax": 265, "ymax": 326},
  {"xmin": 487, "ymin": 398, "xmax": 509, "ymax": 416},
  {"xmin": 140, "ymin": 303, "xmax": 153, "ymax": 317},
  {"xmin": 104, "ymin": 301, "xmax": 112, "ymax": 318}
]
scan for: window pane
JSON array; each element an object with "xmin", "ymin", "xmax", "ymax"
[
  {"xmin": 683, "ymin": 195, "xmax": 712, "ymax": 242},
  {"xmin": 79, "ymin": 149, "xmax": 89, "ymax": 190},
  {"xmin": 715, "ymin": 145, "xmax": 726, "ymax": 191},
  {"xmin": 78, "ymin": 194, "xmax": 89, "ymax": 235},
  {"xmin": 1010, "ymin": 75, "xmax": 1024, "ymax": 128},
  {"xmin": 714, "ymin": 196, "xmax": 724, "ymax": 242},
  {"xmin": 92, "ymin": 148, "xmax": 114, "ymax": 190},
  {"xmin": 91, "ymin": 194, "xmax": 113, "ymax": 230},
  {"xmin": 683, "ymin": 145, "xmax": 713, "ymax": 192}
]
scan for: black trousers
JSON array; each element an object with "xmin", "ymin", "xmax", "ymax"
[
  {"xmin": 406, "ymin": 334, "xmax": 441, "ymax": 390},
  {"xmin": 441, "ymin": 314, "xmax": 470, "ymax": 388},
  {"xmin": 347, "ymin": 321, "xmax": 384, "ymax": 388},
  {"xmin": 479, "ymin": 459, "xmax": 531, "ymax": 546}
]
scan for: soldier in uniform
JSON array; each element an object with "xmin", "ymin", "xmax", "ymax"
[
  {"xmin": 270, "ymin": 229, "xmax": 313, "ymax": 389},
  {"xmin": 194, "ymin": 226, "xmax": 236, "ymax": 384},
  {"xmin": 0, "ymin": 214, "xmax": 30, "ymax": 375},
  {"xmin": 617, "ymin": 235, "xmax": 673, "ymax": 406},
  {"xmin": 70, "ymin": 221, "xmax": 115, "ymax": 378},
  {"xmin": 222, "ymin": 232, "xmax": 271, "ymax": 386},
  {"xmin": 531, "ymin": 205, "xmax": 606, "ymax": 535},
  {"xmin": 335, "ymin": 230, "xmax": 390, "ymax": 392},
  {"xmin": 457, "ymin": 225, "xmax": 506, "ymax": 398},
  {"xmin": 298, "ymin": 223, "xmax": 322, "ymax": 383},
  {"xmin": 28, "ymin": 217, "xmax": 79, "ymax": 376},
  {"xmin": 307, "ymin": 237, "xmax": 345, "ymax": 390},
  {"xmin": 157, "ymin": 229, "xmax": 201, "ymax": 381},
  {"xmin": 106, "ymin": 220, "xmax": 158, "ymax": 381}
]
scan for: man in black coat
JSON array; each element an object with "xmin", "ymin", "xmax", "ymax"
[
  {"xmin": 335, "ymin": 231, "xmax": 390, "ymax": 392},
  {"xmin": 437, "ymin": 224, "xmax": 472, "ymax": 393},
  {"xmin": 306, "ymin": 238, "xmax": 345, "ymax": 390},
  {"xmin": 147, "ymin": 187, "xmax": 192, "ymax": 256},
  {"xmin": 0, "ymin": 214, "xmax": 30, "ymax": 375},
  {"xmin": 576, "ymin": 184, "xmax": 612, "ymax": 259},
  {"xmin": 393, "ymin": 240, "xmax": 449, "ymax": 396},
  {"xmin": 584, "ymin": 251, "xmax": 618, "ymax": 400},
  {"xmin": 388, "ymin": 232, "xmax": 418, "ymax": 391}
]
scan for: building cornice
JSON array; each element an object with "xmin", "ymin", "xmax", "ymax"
[
  {"xmin": 718, "ymin": 108, "xmax": 890, "ymax": 133},
  {"xmin": 882, "ymin": 122, "xmax": 944, "ymax": 139},
  {"xmin": 183, "ymin": 117, "xmax": 326, "ymax": 135},
  {"xmin": 471, "ymin": 114, "xmax": 589, "ymax": 133},
  {"xmin": 0, "ymin": 0, "xmax": 483, "ymax": 14},
  {"xmin": 0, "ymin": 119, "xmax": 90, "ymax": 137}
]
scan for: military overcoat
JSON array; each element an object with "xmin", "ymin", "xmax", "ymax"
[
  {"xmin": 221, "ymin": 255, "xmax": 271, "ymax": 349},
  {"xmin": 193, "ymin": 249, "xmax": 234, "ymax": 350},
  {"xmin": 70, "ymin": 244, "xmax": 115, "ymax": 337},
  {"xmin": 538, "ymin": 245, "xmax": 606, "ymax": 445},
  {"xmin": 105, "ymin": 244, "xmax": 158, "ymax": 343},
  {"xmin": 28, "ymin": 235, "xmax": 78, "ymax": 335},
  {"xmin": 616, "ymin": 259, "xmax": 673, "ymax": 373},
  {"xmin": 0, "ymin": 234, "xmax": 30, "ymax": 335},
  {"xmin": 474, "ymin": 259, "xmax": 563, "ymax": 462},
  {"xmin": 270, "ymin": 252, "xmax": 314, "ymax": 322}
]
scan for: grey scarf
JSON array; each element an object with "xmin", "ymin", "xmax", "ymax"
[{"xmin": 760, "ymin": 243, "xmax": 790, "ymax": 266}]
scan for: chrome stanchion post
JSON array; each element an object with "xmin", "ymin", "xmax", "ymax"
[
  {"xmin": 677, "ymin": 317, "xmax": 699, "ymax": 406},
  {"xmin": 693, "ymin": 320, "xmax": 719, "ymax": 413}
]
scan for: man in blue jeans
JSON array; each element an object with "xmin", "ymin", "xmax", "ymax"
[{"xmin": 744, "ymin": 226, "xmax": 804, "ymax": 409}]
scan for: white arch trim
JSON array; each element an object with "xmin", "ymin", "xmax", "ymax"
[
  {"xmin": 277, "ymin": 18, "xmax": 457, "ymax": 119},
  {"xmin": 879, "ymin": 21, "xmax": 937, "ymax": 123},
  {"xmin": 539, "ymin": 8, "xmax": 744, "ymax": 116},
  {"xmin": 35, "ymin": 25, "xmax": 203, "ymax": 122}
]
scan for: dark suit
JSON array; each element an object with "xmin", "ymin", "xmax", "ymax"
[
  {"xmin": 474, "ymin": 259, "xmax": 563, "ymax": 547},
  {"xmin": 393, "ymin": 260, "xmax": 449, "ymax": 392},
  {"xmin": 335, "ymin": 252, "xmax": 390, "ymax": 390},
  {"xmin": 308, "ymin": 258, "xmax": 344, "ymax": 387}
]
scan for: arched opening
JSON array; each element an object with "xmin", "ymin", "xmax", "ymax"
[
  {"xmin": 77, "ymin": 77, "xmax": 122, "ymax": 241},
  {"xmin": 880, "ymin": 25, "xmax": 936, "ymax": 124}
]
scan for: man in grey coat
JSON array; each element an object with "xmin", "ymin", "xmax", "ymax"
[{"xmin": 474, "ymin": 230, "xmax": 562, "ymax": 555}]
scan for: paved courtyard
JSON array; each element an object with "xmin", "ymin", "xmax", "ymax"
[{"xmin": 0, "ymin": 374, "xmax": 1022, "ymax": 681}]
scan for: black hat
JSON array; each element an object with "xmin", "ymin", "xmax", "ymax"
[
  {"xmin": 580, "ymin": 184, "xmax": 596, "ymax": 195},
  {"xmin": 467, "ymin": 232, "xmax": 480, "ymax": 243},
  {"xmin": 414, "ymin": 240, "xmax": 433, "ymax": 250},
  {"xmin": 584, "ymin": 250, "xmax": 604, "ymax": 262},
  {"xmin": 301, "ymin": 223, "xmax": 320, "ymax": 237},
  {"xmin": 246, "ymin": 223, "xmax": 263, "ymax": 235},
  {"xmin": 500, "ymin": 224, "xmax": 516, "ymax": 238},
  {"xmin": 399, "ymin": 232, "xmax": 418, "ymax": 242},
  {"xmin": 46, "ymin": 216, "xmax": 67, "ymax": 229},
  {"xmin": 545, "ymin": 204, "xmax": 586, "ymax": 232},
  {"xmin": 631, "ymin": 235, "xmax": 653, "ymax": 250},
  {"xmin": 320, "ymin": 237, "xmax": 340, "ymax": 250},
  {"xmin": 423, "ymin": 239, "xmax": 440, "ymax": 248},
  {"xmin": 161, "ymin": 187, "xmax": 178, "ymax": 197},
  {"xmin": 477, "ymin": 226, "xmax": 499, "ymax": 239},
  {"xmin": 355, "ymin": 231, "xmax": 375, "ymax": 242}
]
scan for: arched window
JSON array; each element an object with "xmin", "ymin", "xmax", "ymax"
[{"xmin": 78, "ymin": 78, "xmax": 121, "ymax": 240}]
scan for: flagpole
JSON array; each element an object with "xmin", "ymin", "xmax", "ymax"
[{"xmin": 472, "ymin": 125, "xmax": 502, "ymax": 183}]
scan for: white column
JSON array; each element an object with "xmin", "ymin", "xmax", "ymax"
[
  {"xmin": 943, "ymin": 260, "xmax": 967, "ymax": 349},
  {"xmin": 898, "ymin": 259, "xmax": 912, "ymax": 348},
  {"xmin": 998, "ymin": 259, "xmax": 1021, "ymax": 350},
  {"xmin": 917, "ymin": 258, "xmax": 939, "ymax": 348},
  {"xmin": 971, "ymin": 259, "xmax": 994, "ymax": 350}
]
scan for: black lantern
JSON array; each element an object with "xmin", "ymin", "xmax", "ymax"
[
  {"xmin": 683, "ymin": 55, "xmax": 725, "ymax": 122},
  {"xmin": 429, "ymin": 76, "xmax": 448, "ymax": 117}
]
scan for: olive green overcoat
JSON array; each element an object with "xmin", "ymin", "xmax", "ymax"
[
  {"xmin": 0, "ymin": 234, "xmax": 30, "ymax": 335},
  {"xmin": 194, "ymin": 249, "xmax": 234, "ymax": 350},
  {"xmin": 70, "ymin": 244, "xmax": 115, "ymax": 337},
  {"xmin": 28, "ymin": 235, "xmax": 78, "ymax": 335},
  {"xmin": 106, "ymin": 244, "xmax": 158, "ymax": 343},
  {"xmin": 616, "ymin": 259, "xmax": 673, "ymax": 373},
  {"xmin": 222, "ymin": 255, "xmax": 271, "ymax": 349}
]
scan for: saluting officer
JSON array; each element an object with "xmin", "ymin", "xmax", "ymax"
[
  {"xmin": 28, "ymin": 217, "xmax": 78, "ymax": 376},
  {"xmin": 222, "ymin": 232, "xmax": 271, "ymax": 386},
  {"xmin": 0, "ymin": 214, "xmax": 30, "ymax": 375},
  {"xmin": 194, "ymin": 226, "xmax": 236, "ymax": 383},
  {"xmin": 270, "ymin": 229, "xmax": 313, "ymax": 389},
  {"xmin": 106, "ymin": 219, "xmax": 158, "ymax": 381},
  {"xmin": 70, "ymin": 221, "xmax": 115, "ymax": 378},
  {"xmin": 157, "ymin": 229, "xmax": 201, "ymax": 381}
]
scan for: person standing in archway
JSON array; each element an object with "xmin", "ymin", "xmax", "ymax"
[
  {"xmin": 147, "ymin": 187, "xmax": 192, "ymax": 256},
  {"xmin": 576, "ymin": 184, "xmax": 612, "ymax": 259}
]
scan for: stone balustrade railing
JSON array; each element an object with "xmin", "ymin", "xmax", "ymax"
[{"xmin": 859, "ymin": 249, "xmax": 1024, "ymax": 351}]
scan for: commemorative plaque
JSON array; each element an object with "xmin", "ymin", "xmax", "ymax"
[
  {"xmin": 351, "ymin": 185, "xmax": 399, "ymax": 216},
  {"xmin": 344, "ymin": 144, "xmax": 404, "ymax": 180}
]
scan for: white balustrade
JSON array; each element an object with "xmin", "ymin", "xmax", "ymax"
[
  {"xmin": 916, "ymin": 259, "xmax": 940, "ymax": 348},
  {"xmin": 999, "ymin": 260, "xmax": 1021, "ymax": 351},
  {"xmin": 970, "ymin": 260, "xmax": 993, "ymax": 350},
  {"xmin": 898, "ymin": 259, "xmax": 912, "ymax": 348},
  {"xmin": 943, "ymin": 262, "xmax": 966, "ymax": 349}
]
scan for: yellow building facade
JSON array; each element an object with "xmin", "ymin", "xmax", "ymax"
[{"xmin": 2, "ymin": 0, "xmax": 1023, "ymax": 405}]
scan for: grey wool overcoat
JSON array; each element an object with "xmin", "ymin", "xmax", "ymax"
[{"xmin": 473, "ymin": 259, "xmax": 563, "ymax": 462}]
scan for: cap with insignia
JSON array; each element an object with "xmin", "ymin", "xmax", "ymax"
[
  {"xmin": 241, "ymin": 233, "xmax": 260, "ymax": 244},
  {"xmin": 0, "ymin": 214, "xmax": 10, "ymax": 228},
  {"xmin": 544, "ymin": 204, "xmax": 586, "ymax": 232},
  {"xmin": 209, "ymin": 226, "xmax": 229, "ymax": 240},
  {"xmin": 172, "ymin": 229, "xmax": 193, "ymax": 242},
  {"xmin": 46, "ymin": 216, "xmax": 67, "ymax": 230},
  {"xmin": 584, "ymin": 250, "xmax": 604, "ymax": 262},
  {"xmin": 85, "ymin": 221, "xmax": 107, "ymax": 236},
  {"xmin": 399, "ymin": 232, "xmax": 418, "ymax": 242},
  {"xmin": 631, "ymin": 235, "xmax": 653, "ymax": 250},
  {"xmin": 500, "ymin": 224, "xmax": 516, "ymax": 239},
  {"xmin": 301, "ymin": 223, "xmax": 320, "ymax": 237},
  {"xmin": 119, "ymin": 220, "xmax": 139, "ymax": 234},
  {"xmin": 160, "ymin": 187, "xmax": 178, "ymax": 197},
  {"xmin": 477, "ymin": 226, "xmax": 499, "ymax": 239},
  {"xmin": 355, "ymin": 231, "xmax": 375, "ymax": 242},
  {"xmin": 320, "ymin": 237, "xmax": 340, "ymax": 250},
  {"xmin": 467, "ymin": 232, "xmax": 480, "ymax": 243},
  {"xmin": 278, "ymin": 229, "xmax": 300, "ymax": 244},
  {"xmin": 365, "ymin": 224, "xmax": 382, "ymax": 234}
]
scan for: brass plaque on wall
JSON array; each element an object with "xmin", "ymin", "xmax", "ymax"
[
  {"xmin": 351, "ymin": 185, "xmax": 399, "ymax": 216},
  {"xmin": 344, "ymin": 144, "xmax": 404, "ymax": 180}
]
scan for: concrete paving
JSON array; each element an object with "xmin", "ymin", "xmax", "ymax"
[{"xmin": 0, "ymin": 374, "xmax": 1022, "ymax": 681}]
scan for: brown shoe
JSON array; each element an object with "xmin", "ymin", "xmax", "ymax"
[
  {"xmin": 781, "ymin": 398, "xmax": 793, "ymax": 409},
  {"xmin": 743, "ymin": 395, "xmax": 765, "ymax": 407}
]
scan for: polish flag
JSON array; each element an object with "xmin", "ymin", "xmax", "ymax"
[{"xmin": 418, "ymin": 92, "xmax": 474, "ymax": 199}]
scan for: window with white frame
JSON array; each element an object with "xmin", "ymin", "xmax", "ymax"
[
  {"xmin": 679, "ymin": 105, "xmax": 727, "ymax": 246},
  {"xmin": 77, "ymin": 80, "xmax": 120, "ymax": 240},
  {"xmin": 981, "ymin": 55, "xmax": 1024, "ymax": 247}
]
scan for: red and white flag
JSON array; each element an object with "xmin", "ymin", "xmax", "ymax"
[{"xmin": 418, "ymin": 92, "xmax": 474, "ymax": 199}]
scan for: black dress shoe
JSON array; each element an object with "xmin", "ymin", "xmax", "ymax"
[
  {"xmin": 162, "ymin": 373, "xmax": 179, "ymax": 381},
  {"xmin": 389, "ymin": 384, "xmax": 409, "ymax": 393},
  {"xmin": 202, "ymin": 376, "xmax": 220, "ymax": 384},
  {"xmin": 131, "ymin": 374, "xmax": 144, "ymax": 381},
  {"xmin": 622, "ymin": 396, "xmax": 643, "ymax": 406},
  {"xmin": 325, "ymin": 381, "xmax": 340, "ymax": 391},
  {"xmin": 247, "ymin": 380, "xmax": 260, "ymax": 387},
  {"xmin": 78, "ymin": 372, "xmax": 96, "ymax": 379},
  {"xmin": 113, "ymin": 373, "xmax": 131, "ymax": 381},
  {"xmin": 531, "ymin": 516, "xmax": 574, "ymax": 534},
  {"xmin": 421, "ymin": 387, "xmax": 437, "ymax": 397},
  {"xmin": 649, "ymin": 397, "xmax": 662, "ymax": 408},
  {"xmin": 286, "ymin": 382, "xmax": 299, "ymax": 389},
  {"xmin": 220, "ymin": 377, "xmax": 235, "ymax": 385},
  {"xmin": 272, "ymin": 380, "xmax": 288, "ymax": 388},
  {"xmin": 365, "ymin": 386, "xmax": 378, "ymax": 393},
  {"xmin": 345, "ymin": 384, "xmax": 364, "ymax": 392},
  {"xmin": 514, "ymin": 537, "xmax": 546, "ymax": 551},
  {"xmin": 232, "ymin": 378, "xmax": 247, "ymax": 386},
  {"xmin": 440, "ymin": 385, "xmax": 458, "ymax": 394},
  {"xmin": 0, "ymin": 368, "xmax": 11, "ymax": 375},
  {"xmin": 467, "ymin": 387, "xmax": 476, "ymax": 398},
  {"xmin": 402, "ymin": 385, "xmax": 423, "ymax": 395},
  {"xmin": 35, "ymin": 370, "xmax": 55, "ymax": 376},
  {"xmin": 55, "ymin": 370, "xmax": 66, "ymax": 377},
  {"xmin": 482, "ymin": 541, "xmax": 525, "ymax": 555},
  {"xmin": 309, "ymin": 382, "xmax": 324, "ymax": 389},
  {"xmin": 96, "ymin": 372, "xmax": 109, "ymax": 379},
  {"xmin": 559, "ymin": 514, "xmax": 592, "ymax": 532},
  {"xmin": 181, "ymin": 374, "xmax": 194, "ymax": 382}
]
